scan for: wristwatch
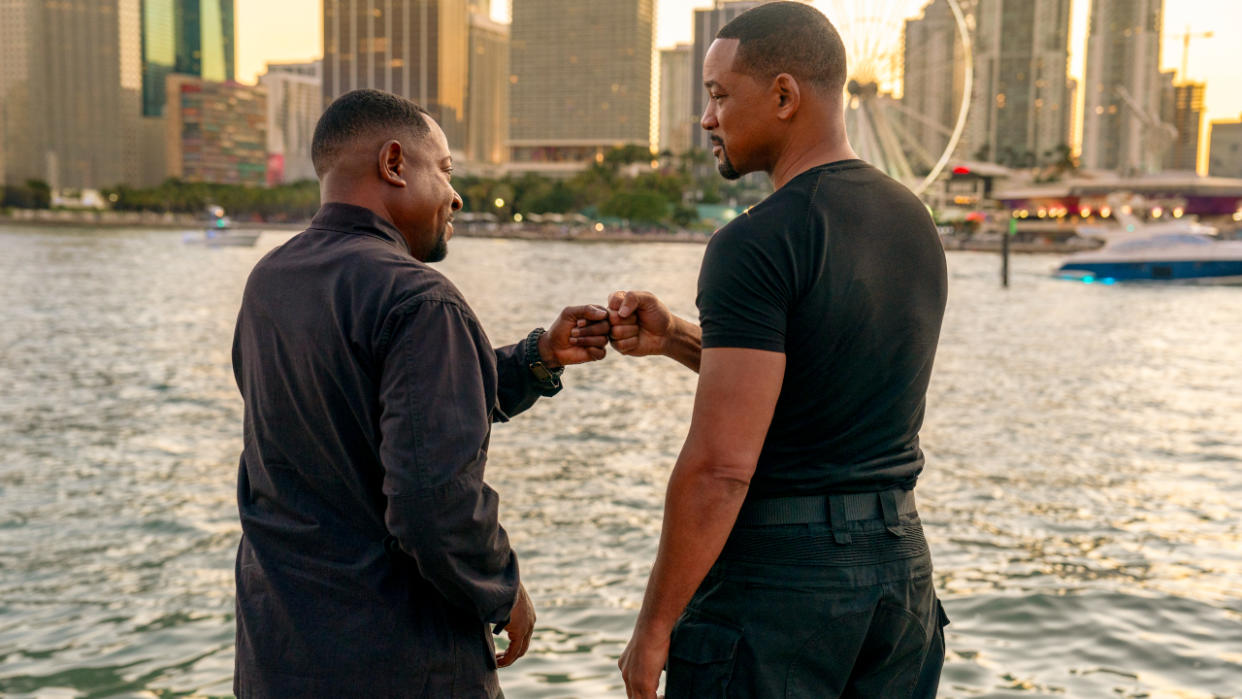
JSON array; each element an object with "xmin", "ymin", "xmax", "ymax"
[{"xmin": 523, "ymin": 328, "xmax": 563, "ymax": 390}]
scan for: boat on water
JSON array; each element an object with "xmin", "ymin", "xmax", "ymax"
[
  {"xmin": 1055, "ymin": 212, "xmax": 1242, "ymax": 285},
  {"xmin": 181, "ymin": 208, "xmax": 263, "ymax": 247},
  {"xmin": 181, "ymin": 226, "xmax": 263, "ymax": 247}
]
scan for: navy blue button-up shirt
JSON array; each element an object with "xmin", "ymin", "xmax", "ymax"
[{"xmin": 231, "ymin": 203, "xmax": 553, "ymax": 697}]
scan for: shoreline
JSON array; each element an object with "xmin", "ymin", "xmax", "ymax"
[{"xmin": 1, "ymin": 211, "xmax": 1094, "ymax": 253}]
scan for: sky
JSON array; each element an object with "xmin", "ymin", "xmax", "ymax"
[{"xmin": 236, "ymin": 0, "xmax": 1242, "ymax": 165}]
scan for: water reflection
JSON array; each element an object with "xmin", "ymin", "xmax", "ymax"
[{"xmin": 0, "ymin": 229, "xmax": 1239, "ymax": 697}]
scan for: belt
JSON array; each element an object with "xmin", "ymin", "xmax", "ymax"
[{"xmin": 735, "ymin": 489, "xmax": 917, "ymax": 544}]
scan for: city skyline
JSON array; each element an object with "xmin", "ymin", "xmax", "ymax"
[{"xmin": 236, "ymin": 0, "xmax": 1242, "ymax": 167}]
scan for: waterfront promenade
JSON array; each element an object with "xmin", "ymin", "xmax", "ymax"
[{"xmin": 0, "ymin": 209, "xmax": 1100, "ymax": 251}]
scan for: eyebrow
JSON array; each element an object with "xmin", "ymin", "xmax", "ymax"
[{"xmin": 704, "ymin": 80, "xmax": 721, "ymax": 89}]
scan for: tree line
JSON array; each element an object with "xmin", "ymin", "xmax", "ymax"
[
  {"xmin": 3, "ymin": 146, "xmax": 769, "ymax": 228},
  {"xmin": 455, "ymin": 145, "xmax": 765, "ymax": 228}
]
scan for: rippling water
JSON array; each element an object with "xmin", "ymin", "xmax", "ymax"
[{"xmin": 1, "ymin": 226, "xmax": 1240, "ymax": 698}]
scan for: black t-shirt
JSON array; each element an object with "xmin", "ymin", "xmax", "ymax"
[{"xmin": 697, "ymin": 159, "xmax": 947, "ymax": 498}]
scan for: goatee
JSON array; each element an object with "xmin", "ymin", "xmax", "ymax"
[
  {"xmin": 714, "ymin": 143, "xmax": 742, "ymax": 180},
  {"xmin": 426, "ymin": 228, "xmax": 449, "ymax": 262}
]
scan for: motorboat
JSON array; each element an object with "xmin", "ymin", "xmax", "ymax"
[
  {"xmin": 181, "ymin": 226, "xmax": 263, "ymax": 247},
  {"xmin": 1055, "ymin": 212, "xmax": 1242, "ymax": 285},
  {"xmin": 181, "ymin": 209, "xmax": 263, "ymax": 247}
]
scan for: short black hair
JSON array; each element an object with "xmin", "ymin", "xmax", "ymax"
[
  {"xmin": 311, "ymin": 89, "xmax": 432, "ymax": 177},
  {"xmin": 716, "ymin": 1, "xmax": 847, "ymax": 94}
]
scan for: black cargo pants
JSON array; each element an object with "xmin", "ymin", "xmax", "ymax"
[{"xmin": 664, "ymin": 491, "xmax": 948, "ymax": 698}]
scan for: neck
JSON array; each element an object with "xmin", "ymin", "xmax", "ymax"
[
  {"xmin": 767, "ymin": 102, "xmax": 857, "ymax": 190},
  {"xmin": 320, "ymin": 177, "xmax": 396, "ymax": 227}
]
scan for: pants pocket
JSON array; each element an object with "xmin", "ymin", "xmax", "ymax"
[
  {"xmin": 664, "ymin": 618, "xmax": 743, "ymax": 699},
  {"xmin": 911, "ymin": 599, "xmax": 950, "ymax": 699}
]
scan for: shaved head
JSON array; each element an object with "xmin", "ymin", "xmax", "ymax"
[{"xmin": 311, "ymin": 89, "xmax": 432, "ymax": 178}]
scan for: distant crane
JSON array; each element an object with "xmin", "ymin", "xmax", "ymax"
[{"xmin": 1167, "ymin": 25, "xmax": 1213, "ymax": 81}]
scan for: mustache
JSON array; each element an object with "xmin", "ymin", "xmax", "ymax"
[{"xmin": 710, "ymin": 136, "xmax": 724, "ymax": 147}]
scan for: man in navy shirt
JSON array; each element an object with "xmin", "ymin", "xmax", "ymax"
[
  {"xmin": 610, "ymin": 4, "xmax": 950, "ymax": 697},
  {"xmin": 231, "ymin": 89, "xmax": 610, "ymax": 697}
]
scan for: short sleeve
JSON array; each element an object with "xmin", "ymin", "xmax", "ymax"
[{"xmin": 696, "ymin": 220, "xmax": 796, "ymax": 352}]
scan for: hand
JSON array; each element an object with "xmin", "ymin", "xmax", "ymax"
[
  {"xmin": 619, "ymin": 626, "xmax": 669, "ymax": 699},
  {"xmin": 497, "ymin": 583, "xmax": 535, "ymax": 668},
  {"xmin": 607, "ymin": 290, "xmax": 675, "ymax": 358},
  {"xmin": 541, "ymin": 304, "xmax": 610, "ymax": 367}
]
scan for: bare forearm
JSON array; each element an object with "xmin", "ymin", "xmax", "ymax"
[
  {"xmin": 665, "ymin": 316, "xmax": 702, "ymax": 373},
  {"xmin": 634, "ymin": 462, "xmax": 748, "ymax": 638}
]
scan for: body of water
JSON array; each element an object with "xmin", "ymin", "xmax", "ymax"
[{"xmin": 1, "ymin": 226, "xmax": 1240, "ymax": 697}]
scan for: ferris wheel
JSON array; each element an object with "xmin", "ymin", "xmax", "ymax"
[{"xmin": 813, "ymin": 0, "xmax": 973, "ymax": 195}]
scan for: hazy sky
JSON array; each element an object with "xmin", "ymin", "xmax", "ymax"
[{"xmin": 236, "ymin": 0, "xmax": 1242, "ymax": 161}]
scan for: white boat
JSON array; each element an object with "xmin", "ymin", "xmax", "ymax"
[
  {"xmin": 182, "ymin": 227, "xmax": 263, "ymax": 247},
  {"xmin": 181, "ymin": 207, "xmax": 263, "ymax": 247},
  {"xmin": 1055, "ymin": 211, "xmax": 1242, "ymax": 285}
]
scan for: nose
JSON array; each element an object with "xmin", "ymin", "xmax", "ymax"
[
  {"xmin": 701, "ymin": 101, "xmax": 717, "ymax": 132},
  {"xmin": 451, "ymin": 189, "xmax": 463, "ymax": 212}
]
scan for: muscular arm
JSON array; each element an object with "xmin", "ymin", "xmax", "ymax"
[
  {"xmin": 659, "ymin": 315, "xmax": 702, "ymax": 373},
  {"xmin": 619, "ymin": 347, "xmax": 785, "ymax": 698}
]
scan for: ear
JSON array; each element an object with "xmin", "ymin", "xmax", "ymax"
[
  {"xmin": 378, "ymin": 139, "xmax": 407, "ymax": 187},
  {"xmin": 773, "ymin": 73, "xmax": 801, "ymax": 120}
]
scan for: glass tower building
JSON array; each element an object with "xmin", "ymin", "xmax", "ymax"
[
  {"xmin": 142, "ymin": 0, "xmax": 236, "ymax": 116},
  {"xmin": 323, "ymin": 0, "xmax": 471, "ymax": 154}
]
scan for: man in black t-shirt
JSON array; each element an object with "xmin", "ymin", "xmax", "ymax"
[{"xmin": 608, "ymin": 4, "xmax": 949, "ymax": 698}]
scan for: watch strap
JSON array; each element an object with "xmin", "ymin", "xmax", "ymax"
[{"xmin": 523, "ymin": 328, "xmax": 563, "ymax": 391}]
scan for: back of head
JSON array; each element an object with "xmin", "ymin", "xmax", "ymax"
[
  {"xmin": 311, "ymin": 89, "xmax": 431, "ymax": 178},
  {"xmin": 716, "ymin": 1, "xmax": 847, "ymax": 95}
]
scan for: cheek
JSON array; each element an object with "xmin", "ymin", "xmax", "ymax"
[{"xmin": 718, "ymin": 104, "xmax": 744, "ymax": 134}]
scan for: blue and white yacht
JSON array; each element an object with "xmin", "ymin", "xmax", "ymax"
[{"xmin": 1055, "ymin": 211, "xmax": 1242, "ymax": 284}]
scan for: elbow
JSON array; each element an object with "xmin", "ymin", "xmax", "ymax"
[{"xmin": 678, "ymin": 454, "xmax": 756, "ymax": 493}]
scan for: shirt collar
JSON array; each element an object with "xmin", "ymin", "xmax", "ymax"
[{"xmin": 309, "ymin": 202, "xmax": 410, "ymax": 254}]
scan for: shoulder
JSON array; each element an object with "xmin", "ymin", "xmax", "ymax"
[
  {"xmin": 294, "ymin": 231, "xmax": 480, "ymax": 332},
  {"xmin": 384, "ymin": 261, "xmax": 474, "ymax": 321},
  {"xmin": 304, "ymin": 231, "xmax": 470, "ymax": 310},
  {"xmin": 825, "ymin": 162, "xmax": 930, "ymax": 216},
  {"xmin": 706, "ymin": 192, "xmax": 809, "ymax": 266},
  {"xmin": 718, "ymin": 184, "xmax": 813, "ymax": 242},
  {"xmin": 374, "ymin": 262, "xmax": 486, "ymax": 358}
]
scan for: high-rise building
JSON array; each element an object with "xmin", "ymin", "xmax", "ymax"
[
  {"xmin": 1208, "ymin": 117, "xmax": 1242, "ymax": 179},
  {"xmin": 508, "ymin": 0, "xmax": 655, "ymax": 172},
  {"xmin": 1160, "ymin": 80, "xmax": 1205, "ymax": 172},
  {"xmin": 0, "ymin": 0, "xmax": 144, "ymax": 191},
  {"xmin": 660, "ymin": 44, "xmax": 694, "ymax": 156},
  {"xmin": 322, "ymin": 0, "xmax": 470, "ymax": 153},
  {"xmin": 690, "ymin": 1, "xmax": 763, "ymax": 150},
  {"xmin": 1080, "ymin": 0, "xmax": 1164, "ymax": 173},
  {"xmin": 0, "ymin": 0, "xmax": 28, "ymax": 187},
  {"xmin": 165, "ymin": 74, "xmax": 267, "ymax": 186},
  {"xmin": 141, "ymin": 0, "xmax": 236, "ymax": 117},
  {"xmin": 466, "ymin": 10, "xmax": 509, "ymax": 167},
  {"xmin": 902, "ymin": 0, "xmax": 969, "ymax": 169},
  {"xmin": 964, "ymin": 0, "xmax": 1072, "ymax": 167},
  {"xmin": 260, "ymin": 61, "xmax": 323, "ymax": 185}
]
